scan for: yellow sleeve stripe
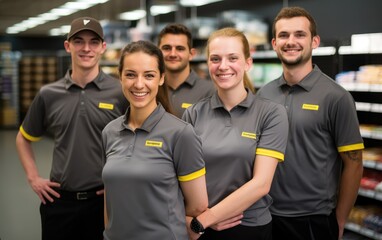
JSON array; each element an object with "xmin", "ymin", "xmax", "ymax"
[
  {"xmin": 337, "ymin": 143, "xmax": 364, "ymax": 152},
  {"xmin": 256, "ymin": 148, "xmax": 285, "ymax": 162},
  {"xmin": 20, "ymin": 126, "xmax": 41, "ymax": 142},
  {"xmin": 178, "ymin": 167, "xmax": 206, "ymax": 182}
]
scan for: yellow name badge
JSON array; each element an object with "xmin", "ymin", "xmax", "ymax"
[
  {"xmin": 302, "ymin": 104, "xmax": 319, "ymax": 111},
  {"xmin": 145, "ymin": 140, "xmax": 163, "ymax": 148},
  {"xmin": 98, "ymin": 102, "xmax": 114, "ymax": 110},
  {"xmin": 181, "ymin": 103, "xmax": 192, "ymax": 109},
  {"xmin": 241, "ymin": 132, "xmax": 257, "ymax": 139}
]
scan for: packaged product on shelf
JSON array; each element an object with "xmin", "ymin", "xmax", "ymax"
[
  {"xmin": 364, "ymin": 214, "xmax": 382, "ymax": 233},
  {"xmin": 357, "ymin": 65, "xmax": 382, "ymax": 84}
]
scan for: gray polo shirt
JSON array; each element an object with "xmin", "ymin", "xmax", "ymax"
[
  {"xmin": 19, "ymin": 70, "xmax": 128, "ymax": 191},
  {"xmin": 168, "ymin": 69, "xmax": 215, "ymax": 118},
  {"xmin": 257, "ymin": 65, "xmax": 364, "ymax": 217},
  {"xmin": 182, "ymin": 91, "xmax": 288, "ymax": 226},
  {"xmin": 102, "ymin": 104, "xmax": 205, "ymax": 240}
]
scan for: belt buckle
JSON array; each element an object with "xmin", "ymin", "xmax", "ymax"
[{"xmin": 76, "ymin": 192, "xmax": 88, "ymax": 200}]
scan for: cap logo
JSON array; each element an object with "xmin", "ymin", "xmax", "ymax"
[{"xmin": 83, "ymin": 19, "xmax": 90, "ymax": 25}]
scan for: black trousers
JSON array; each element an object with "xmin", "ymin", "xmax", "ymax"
[
  {"xmin": 199, "ymin": 221, "xmax": 272, "ymax": 240},
  {"xmin": 40, "ymin": 194, "xmax": 104, "ymax": 240},
  {"xmin": 272, "ymin": 211, "xmax": 339, "ymax": 240}
]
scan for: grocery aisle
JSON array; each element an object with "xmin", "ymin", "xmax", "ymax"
[{"xmin": 0, "ymin": 129, "xmax": 53, "ymax": 240}]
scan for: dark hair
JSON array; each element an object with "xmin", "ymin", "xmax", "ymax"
[
  {"xmin": 118, "ymin": 40, "xmax": 173, "ymax": 114},
  {"xmin": 272, "ymin": 6, "xmax": 317, "ymax": 39},
  {"xmin": 157, "ymin": 23, "xmax": 193, "ymax": 50},
  {"xmin": 206, "ymin": 27, "xmax": 255, "ymax": 93}
]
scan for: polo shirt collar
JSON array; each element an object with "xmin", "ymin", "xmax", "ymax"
[
  {"xmin": 183, "ymin": 69, "xmax": 198, "ymax": 87},
  {"xmin": 120, "ymin": 104, "xmax": 166, "ymax": 132},
  {"xmin": 210, "ymin": 88, "xmax": 254, "ymax": 110},
  {"xmin": 277, "ymin": 64, "xmax": 322, "ymax": 92},
  {"xmin": 64, "ymin": 69, "xmax": 107, "ymax": 90}
]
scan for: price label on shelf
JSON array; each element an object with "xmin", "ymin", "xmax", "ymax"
[
  {"xmin": 376, "ymin": 163, "xmax": 382, "ymax": 170},
  {"xmin": 360, "ymin": 130, "xmax": 372, "ymax": 138},
  {"xmin": 371, "ymin": 131, "xmax": 382, "ymax": 140},
  {"xmin": 375, "ymin": 192, "xmax": 382, "ymax": 201},
  {"xmin": 369, "ymin": 84, "xmax": 382, "ymax": 92},
  {"xmin": 345, "ymin": 222, "xmax": 361, "ymax": 231},
  {"xmin": 355, "ymin": 83, "xmax": 370, "ymax": 91},
  {"xmin": 358, "ymin": 188, "xmax": 375, "ymax": 198},
  {"xmin": 356, "ymin": 102, "xmax": 372, "ymax": 111},
  {"xmin": 363, "ymin": 160, "xmax": 377, "ymax": 168},
  {"xmin": 341, "ymin": 83, "xmax": 356, "ymax": 91},
  {"xmin": 359, "ymin": 227, "xmax": 375, "ymax": 238},
  {"xmin": 370, "ymin": 103, "xmax": 382, "ymax": 113}
]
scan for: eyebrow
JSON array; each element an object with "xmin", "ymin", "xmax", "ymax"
[
  {"xmin": 123, "ymin": 69, "xmax": 158, "ymax": 74},
  {"xmin": 161, "ymin": 44, "xmax": 185, "ymax": 48}
]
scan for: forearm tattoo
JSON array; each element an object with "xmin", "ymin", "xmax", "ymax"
[{"xmin": 343, "ymin": 150, "xmax": 362, "ymax": 162}]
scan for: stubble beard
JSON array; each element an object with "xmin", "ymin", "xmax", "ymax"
[{"xmin": 278, "ymin": 51, "xmax": 312, "ymax": 67}]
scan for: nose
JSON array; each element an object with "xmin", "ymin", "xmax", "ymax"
[
  {"xmin": 218, "ymin": 58, "xmax": 229, "ymax": 70},
  {"xmin": 169, "ymin": 47, "xmax": 176, "ymax": 56},
  {"xmin": 82, "ymin": 42, "xmax": 91, "ymax": 51},
  {"xmin": 286, "ymin": 35, "xmax": 296, "ymax": 44},
  {"xmin": 134, "ymin": 75, "xmax": 144, "ymax": 88}
]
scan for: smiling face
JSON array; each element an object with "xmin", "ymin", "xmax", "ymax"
[
  {"xmin": 120, "ymin": 51, "xmax": 164, "ymax": 114},
  {"xmin": 272, "ymin": 16, "xmax": 320, "ymax": 67},
  {"xmin": 64, "ymin": 30, "xmax": 106, "ymax": 71},
  {"xmin": 207, "ymin": 36, "xmax": 252, "ymax": 92},
  {"xmin": 159, "ymin": 33, "xmax": 194, "ymax": 73}
]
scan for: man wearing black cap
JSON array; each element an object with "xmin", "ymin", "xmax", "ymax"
[{"xmin": 15, "ymin": 17, "xmax": 128, "ymax": 240}]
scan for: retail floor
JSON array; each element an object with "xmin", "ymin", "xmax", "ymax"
[
  {"xmin": 0, "ymin": 129, "xmax": 371, "ymax": 240},
  {"xmin": 0, "ymin": 129, "xmax": 52, "ymax": 240}
]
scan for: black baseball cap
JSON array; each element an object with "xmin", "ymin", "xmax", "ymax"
[{"xmin": 67, "ymin": 17, "xmax": 104, "ymax": 40}]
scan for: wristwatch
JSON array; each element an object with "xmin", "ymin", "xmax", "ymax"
[{"xmin": 190, "ymin": 217, "xmax": 205, "ymax": 235}]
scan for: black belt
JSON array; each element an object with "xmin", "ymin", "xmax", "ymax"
[{"xmin": 55, "ymin": 188, "xmax": 103, "ymax": 201}]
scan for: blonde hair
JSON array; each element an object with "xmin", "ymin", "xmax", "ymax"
[{"xmin": 206, "ymin": 27, "xmax": 255, "ymax": 93}]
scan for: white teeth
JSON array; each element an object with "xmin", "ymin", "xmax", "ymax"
[
  {"xmin": 218, "ymin": 74, "xmax": 233, "ymax": 78},
  {"xmin": 133, "ymin": 92, "xmax": 147, "ymax": 97}
]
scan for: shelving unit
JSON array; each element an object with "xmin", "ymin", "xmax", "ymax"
[
  {"xmin": 338, "ymin": 50, "xmax": 382, "ymax": 240},
  {"xmin": 0, "ymin": 50, "xmax": 21, "ymax": 128},
  {"xmin": 18, "ymin": 52, "xmax": 59, "ymax": 123}
]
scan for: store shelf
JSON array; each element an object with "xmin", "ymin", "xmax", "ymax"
[
  {"xmin": 339, "ymin": 46, "xmax": 382, "ymax": 55},
  {"xmin": 360, "ymin": 129, "xmax": 382, "ymax": 140},
  {"xmin": 0, "ymin": 51, "xmax": 21, "ymax": 128},
  {"xmin": 345, "ymin": 223, "xmax": 382, "ymax": 240},
  {"xmin": 339, "ymin": 47, "xmax": 382, "ymax": 240},
  {"xmin": 341, "ymin": 83, "xmax": 382, "ymax": 92},
  {"xmin": 356, "ymin": 102, "xmax": 382, "ymax": 113},
  {"xmin": 364, "ymin": 161, "xmax": 382, "ymax": 171},
  {"xmin": 18, "ymin": 52, "xmax": 59, "ymax": 123},
  {"xmin": 358, "ymin": 188, "xmax": 382, "ymax": 201}
]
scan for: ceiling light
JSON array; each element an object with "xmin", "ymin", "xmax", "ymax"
[
  {"xmin": 119, "ymin": 10, "xmax": 147, "ymax": 21},
  {"xmin": 38, "ymin": 13, "xmax": 60, "ymax": 21},
  {"xmin": 61, "ymin": 2, "xmax": 94, "ymax": 10},
  {"xmin": 180, "ymin": 0, "xmax": 222, "ymax": 7},
  {"xmin": 6, "ymin": 0, "xmax": 110, "ymax": 34},
  {"xmin": 49, "ymin": 28, "xmax": 62, "ymax": 36},
  {"xmin": 49, "ymin": 8, "xmax": 77, "ymax": 17},
  {"xmin": 87, "ymin": 0, "xmax": 109, "ymax": 3},
  {"xmin": 48, "ymin": 25, "xmax": 71, "ymax": 37},
  {"xmin": 150, "ymin": 5, "xmax": 178, "ymax": 16}
]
